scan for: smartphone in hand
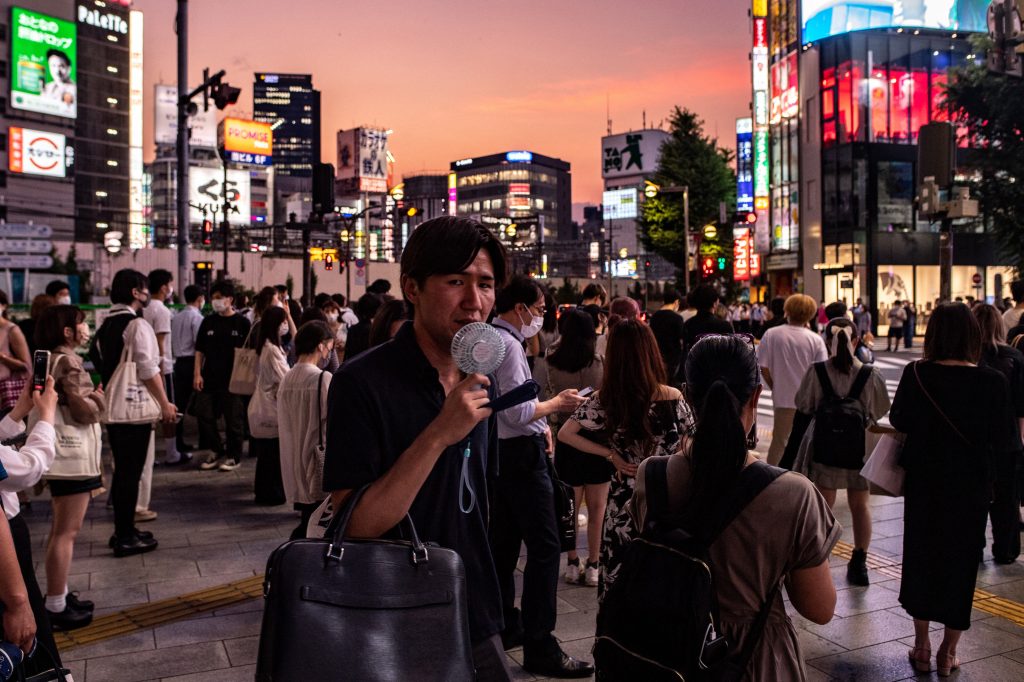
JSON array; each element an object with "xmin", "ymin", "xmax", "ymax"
[
  {"xmin": 577, "ymin": 386, "xmax": 594, "ymax": 398},
  {"xmin": 31, "ymin": 350, "xmax": 50, "ymax": 393}
]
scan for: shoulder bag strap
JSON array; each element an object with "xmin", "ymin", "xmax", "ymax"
[
  {"xmin": 641, "ymin": 456, "xmax": 671, "ymax": 531},
  {"xmin": 704, "ymin": 461, "xmax": 786, "ymax": 546},
  {"xmin": 317, "ymin": 370, "xmax": 327, "ymax": 450},
  {"xmin": 848, "ymin": 365, "xmax": 873, "ymax": 401},
  {"xmin": 732, "ymin": 577, "xmax": 783, "ymax": 677},
  {"xmin": 814, "ymin": 362, "xmax": 837, "ymax": 401},
  {"xmin": 913, "ymin": 361, "xmax": 973, "ymax": 447}
]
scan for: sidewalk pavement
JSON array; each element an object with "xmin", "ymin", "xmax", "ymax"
[{"xmin": 19, "ymin": 444, "xmax": 1024, "ymax": 681}]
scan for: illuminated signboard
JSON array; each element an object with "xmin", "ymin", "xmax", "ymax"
[
  {"xmin": 754, "ymin": 91, "xmax": 769, "ymax": 126},
  {"xmin": 736, "ymin": 118, "xmax": 753, "ymax": 213},
  {"xmin": 734, "ymin": 229, "xmax": 751, "ymax": 281},
  {"xmin": 10, "ymin": 7, "xmax": 77, "ymax": 119},
  {"xmin": 506, "ymin": 151, "xmax": 533, "ymax": 163},
  {"xmin": 9, "ymin": 127, "xmax": 73, "ymax": 178},
  {"xmin": 509, "ymin": 183, "xmax": 531, "ymax": 195},
  {"xmin": 752, "ymin": 0, "xmax": 767, "ymax": 17},
  {"xmin": 750, "ymin": 253, "xmax": 761, "ymax": 278},
  {"xmin": 602, "ymin": 188, "xmax": 639, "ymax": 220},
  {"xmin": 189, "ymin": 166, "xmax": 251, "ymax": 226},
  {"xmin": 753, "ymin": 17, "xmax": 768, "ymax": 48},
  {"xmin": 801, "ymin": 0, "xmax": 988, "ymax": 43},
  {"xmin": 769, "ymin": 52, "xmax": 799, "ymax": 125},
  {"xmin": 219, "ymin": 118, "xmax": 273, "ymax": 166},
  {"xmin": 447, "ymin": 172, "xmax": 457, "ymax": 214},
  {"xmin": 128, "ymin": 10, "xmax": 146, "ymax": 250},
  {"xmin": 752, "ymin": 51, "xmax": 769, "ymax": 91},
  {"xmin": 601, "ymin": 130, "xmax": 669, "ymax": 179},
  {"xmin": 753, "ymin": 130, "xmax": 769, "ymax": 198}
]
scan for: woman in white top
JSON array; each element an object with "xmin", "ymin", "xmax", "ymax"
[
  {"xmin": 248, "ymin": 306, "xmax": 291, "ymax": 506},
  {"xmin": 278, "ymin": 321, "xmax": 334, "ymax": 539}
]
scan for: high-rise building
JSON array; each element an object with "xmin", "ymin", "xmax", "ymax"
[
  {"xmin": 253, "ymin": 73, "xmax": 320, "ymax": 179},
  {"xmin": 73, "ymin": 0, "xmax": 137, "ymax": 245}
]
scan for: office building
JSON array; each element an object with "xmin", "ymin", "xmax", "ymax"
[{"xmin": 253, "ymin": 73, "xmax": 320, "ymax": 179}]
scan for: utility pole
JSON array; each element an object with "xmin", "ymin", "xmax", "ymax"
[
  {"xmin": 221, "ymin": 157, "xmax": 230, "ymax": 276},
  {"xmin": 175, "ymin": 0, "xmax": 189, "ymax": 290}
]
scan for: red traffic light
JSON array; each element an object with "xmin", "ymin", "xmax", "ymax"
[
  {"xmin": 202, "ymin": 219, "xmax": 212, "ymax": 246},
  {"xmin": 325, "ymin": 254, "xmax": 334, "ymax": 271}
]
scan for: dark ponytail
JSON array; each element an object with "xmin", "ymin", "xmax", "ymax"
[
  {"xmin": 825, "ymin": 318, "xmax": 857, "ymax": 374},
  {"xmin": 684, "ymin": 336, "xmax": 760, "ymax": 513}
]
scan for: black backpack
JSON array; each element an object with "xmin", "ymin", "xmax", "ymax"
[
  {"xmin": 811, "ymin": 362, "xmax": 873, "ymax": 470},
  {"xmin": 593, "ymin": 458, "xmax": 785, "ymax": 682}
]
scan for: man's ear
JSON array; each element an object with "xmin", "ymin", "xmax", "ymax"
[{"xmin": 401, "ymin": 275, "xmax": 419, "ymax": 306}]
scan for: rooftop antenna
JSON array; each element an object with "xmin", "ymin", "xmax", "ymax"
[
  {"xmin": 643, "ymin": 110, "xmax": 646, "ymax": 129},
  {"xmin": 606, "ymin": 94, "xmax": 612, "ymax": 135}
]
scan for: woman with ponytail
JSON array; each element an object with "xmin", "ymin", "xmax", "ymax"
[
  {"xmin": 794, "ymin": 318, "xmax": 890, "ymax": 586},
  {"xmin": 629, "ymin": 335, "xmax": 839, "ymax": 680},
  {"xmin": 558, "ymin": 319, "xmax": 692, "ymax": 598}
]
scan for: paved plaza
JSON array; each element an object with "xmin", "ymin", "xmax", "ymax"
[{"xmin": 16, "ymin": 349, "xmax": 1024, "ymax": 681}]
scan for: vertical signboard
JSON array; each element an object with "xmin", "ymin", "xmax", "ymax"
[
  {"xmin": 448, "ymin": 172, "xmax": 457, "ymax": 215},
  {"xmin": 736, "ymin": 118, "xmax": 753, "ymax": 212},
  {"xmin": 734, "ymin": 228, "xmax": 751, "ymax": 281},
  {"xmin": 154, "ymin": 84, "xmax": 217, "ymax": 148},
  {"xmin": 10, "ymin": 7, "xmax": 77, "ymax": 119},
  {"xmin": 751, "ymin": 0, "xmax": 770, "ymax": 256},
  {"xmin": 128, "ymin": 10, "xmax": 146, "ymax": 249}
]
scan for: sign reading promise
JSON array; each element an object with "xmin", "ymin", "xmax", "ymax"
[{"xmin": 10, "ymin": 7, "xmax": 77, "ymax": 119}]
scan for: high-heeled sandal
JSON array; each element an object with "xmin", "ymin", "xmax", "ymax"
[
  {"xmin": 908, "ymin": 646, "xmax": 931, "ymax": 673},
  {"xmin": 937, "ymin": 651, "xmax": 960, "ymax": 677}
]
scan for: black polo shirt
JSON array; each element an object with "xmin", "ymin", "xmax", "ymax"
[{"xmin": 322, "ymin": 321, "xmax": 503, "ymax": 642}]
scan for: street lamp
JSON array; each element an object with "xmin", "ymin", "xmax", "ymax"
[{"xmin": 643, "ymin": 181, "xmax": 691, "ymax": 296}]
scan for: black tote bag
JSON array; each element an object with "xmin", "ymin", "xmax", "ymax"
[{"xmin": 256, "ymin": 486, "xmax": 475, "ymax": 681}]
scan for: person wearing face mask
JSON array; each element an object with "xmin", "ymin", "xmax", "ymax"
[
  {"xmin": 194, "ymin": 281, "xmax": 251, "ymax": 472},
  {"xmin": 246, "ymin": 306, "xmax": 290, "ymax": 505},
  {"xmin": 45, "ymin": 281, "xmax": 71, "ymax": 307},
  {"xmin": 490, "ymin": 275, "xmax": 593, "ymax": 678},
  {"xmin": 33, "ymin": 305, "xmax": 106, "ymax": 630},
  {"xmin": 89, "ymin": 269, "xmax": 177, "ymax": 557},
  {"xmin": 143, "ymin": 269, "xmax": 180, "ymax": 475},
  {"xmin": 277, "ymin": 321, "xmax": 335, "ymax": 539},
  {"xmin": 170, "ymin": 285, "xmax": 205, "ymax": 457}
]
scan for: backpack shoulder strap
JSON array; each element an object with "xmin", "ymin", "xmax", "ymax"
[
  {"xmin": 848, "ymin": 365, "xmax": 873, "ymax": 401},
  {"xmin": 814, "ymin": 362, "xmax": 837, "ymax": 401},
  {"xmin": 704, "ymin": 461, "xmax": 786, "ymax": 546},
  {"xmin": 642, "ymin": 456, "xmax": 671, "ymax": 531}
]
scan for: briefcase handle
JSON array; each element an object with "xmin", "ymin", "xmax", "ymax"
[{"xmin": 324, "ymin": 484, "xmax": 429, "ymax": 566}]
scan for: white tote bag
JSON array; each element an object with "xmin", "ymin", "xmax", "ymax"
[
  {"xmin": 104, "ymin": 320, "xmax": 161, "ymax": 425},
  {"xmin": 860, "ymin": 433, "xmax": 905, "ymax": 497},
  {"xmin": 32, "ymin": 354, "xmax": 103, "ymax": 480}
]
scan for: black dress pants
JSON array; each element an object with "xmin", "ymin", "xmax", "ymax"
[
  {"xmin": 490, "ymin": 434, "xmax": 560, "ymax": 646},
  {"xmin": 6, "ymin": 512, "xmax": 62, "ymax": 674},
  {"xmin": 251, "ymin": 437, "xmax": 285, "ymax": 506},
  {"xmin": 172, "ymin": 357, "xmax": 195, "ymax": 449},
  {"xmin": 107, "ymin": 423, "xmax": 153, "ymax": 540},
  {"xmin": 990, "ymin": 449, "xmax": 1022, "ymax": 562}
]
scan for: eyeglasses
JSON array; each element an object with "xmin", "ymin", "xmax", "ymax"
[
  {"xmin": 694, "ymin": 332, "xmax": 756, "ymax": 349},
  {"xmin": 527, "ymin": 303, "xmax": 547, "ymax": 316}
]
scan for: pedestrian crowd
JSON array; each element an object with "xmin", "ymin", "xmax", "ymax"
[{"xmin": 0, "ymin": 219, "xmax": 1021, "ymax": 681}]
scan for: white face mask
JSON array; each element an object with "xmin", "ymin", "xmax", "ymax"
[
  {"xmin": 211, "ymin": 299, "xmax": 228, "ymax": 313},
  {"xmin": 517, "ymin": 306, "xmax": 544, "ymax": 339},
  {"xmin": 278, "ymin": 322, "xmax": 289, "ymax": 337},
  {"xmin": 57, "ymin": 295, "xmax": 71, "ymax": 305},
  {"xmin": 326, "ymin": 312, "xmax": 339, "ymax": 323}
]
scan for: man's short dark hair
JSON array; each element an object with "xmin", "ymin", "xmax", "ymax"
[
  {"xmin": 110, "ymin": 269, "xmax": 147, "ymax": 305},
  {"xmin": 495, "ymin": 275, "xmax": 543, "ymax": 314},
  {"xmin": 313, "ymin": 293, "xmax": 331, "ymax": 308},
  {"xmin": 581, "ymin": 283, "xmax": 606, "ymax": 302},
  {"xmin": 367, "ymin": 279, "xmax": 392, "ymax": 295},
  {"xmin": 769, "ymin": 296, "xmax": 785, "ymax": 316},
  {"xmin": 148, "ymin": 269, "xmax": 173, "ymax": 293},
  {"xmin": 824, "ymin": 301, "xmax": 847, "ymax": 319},
  {"xmin": 46, "ymin": 49, "xmax": 70, "ymax": 66},
  {"xmin": 1011, "ymin": 280, "xmax": 1024, "ymax": 304},
  {"xmin": 662, "ymin": 288, "xmax": 680, "ymax": 306},
  {"xmin": 688, "ymin": 284, "xmax": 719, "ymax": 312},
  {"xmin": 400, "ymin": 216, "xmax": 508, "ymax": 290},
  {"xmin": 332, "ymin": 293, "xmax": 347, "ymax": 308},
  {"xmin": 45, "ymin": 280, "xmax": 69, "ymax": 297},
  {"xmin": 355, "ymin": 292, "xmax": 384, "ymax": 320},
  {"xmin": 183, "ymin": 285, "xmax": 202, "ymax": 304},
  {"xmin": 211, "ymin": 280, "xmax": 235, "ymax": 298},
  {"xmin": 295, "ymin": 321, "xmax": 334, "ymax": 356}
]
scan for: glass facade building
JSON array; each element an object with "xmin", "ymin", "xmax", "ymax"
[{"xmin": 253, "ymin": 73, "xmax": 320, "ymax": 179}]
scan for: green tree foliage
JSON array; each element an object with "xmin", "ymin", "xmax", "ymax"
[
  {"xmin": 639, "ymin": 107, "xmax": 736, "ymax": 278},
  {"xmin": 945, "ymin": 36, "xmax": 1024, "ymax": 273}
]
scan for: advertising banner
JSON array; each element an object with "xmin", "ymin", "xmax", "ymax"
[
  {"xmin": 601, "ymin": 130, "xmax": 669, "ymax": 180},
  {"xmin": 801, "ymin": 0, "xmax": 988, "ymax": 43},
  {"xmin": 736, "ymin": 118, "xmax": 753, "ymax": 213},
  {"xmin": 8, "ymin": 127, "xmax": 72, "ymax": 178},
  {"xmin": 357, "ymin": 128, "xmax": 388, "ymax": 181},
  {"xmin": 219, "ymin": 118, "xmax": 273, "ymax": 166},
  {"xmin": 154, "ymin": 84, "xmax": 217, "ymax": 148},
  {"xmin": 188, "ymin": 166, "xmax": 251, "ymax": 226},
  {"xmin": 10, "ymin": 7, "xmax": 77, "ymax": 119},
  {"xmin": 734, "ymin": 228, "xmax": 751, "ymax": 281},
  {"xmin": 336, "ymin": 129, "xmax": 357, "ymax": 180},
  {"xmin": 602, "ymin": 188, "xmax": 639, "ymax": 220}
]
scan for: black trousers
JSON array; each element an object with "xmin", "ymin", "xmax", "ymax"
[
  {"xmin": 107, "ymin": 423, "xmax": 153, "ymax": 540},
  {"xmin": 251, "ymin": 437, "xmax": 285, "ymax": 506},
  {"xmin": 7, "ymin": 513, "xmax": 62, "ymax": 674},
  {"xmin": 990, "ymin": 449, "xmax": 1022, "ymax": 562},
  {"xmin": 490, "ymin": 434, "xmax": 560, "ymax": 646},
  {"xmin": 172, "ymin": 357, "xmax": 195, "ymax": 449},
  {"xmin": 195, "ymin": 390, "xmax": 246, "ymax": 460}
]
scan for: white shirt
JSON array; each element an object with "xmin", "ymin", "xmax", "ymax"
[
  {"xmin": 105, "ymin": 307, "xmax": 162, "ymax": 382},
  {"xmin": 1003, "ymin": 307, "xmax": 1024, "ymax": 335},
  {"xmin": 171, "ymin": 305, "xmax": 204, "ymax": 359},
  {"xmin": 757, "ymin": 324, "xmax": 828, "ymax": 409},
  {"xmin": 143, "ymin": 298, "xmax": 174, "ymax": 375},
  {"xmin": 492, "ymin": 318, "xmax": 545, "ymax": 439},
  {"xmin": 0, "ymin": 416, "xmax": 56, "ymax": 519},
  {"xmin": 339, "ymin": 307, "xmax": 359, "ymax": 327}
]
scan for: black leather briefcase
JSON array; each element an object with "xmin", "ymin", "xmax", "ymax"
[{"xmin": 255, "ymin": 487, "xmax": 475, "ymax": 682}]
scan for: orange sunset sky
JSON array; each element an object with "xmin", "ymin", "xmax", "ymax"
[{"xmin": 134, "ymin": 0, "xmax": 753, "ymax": 214}]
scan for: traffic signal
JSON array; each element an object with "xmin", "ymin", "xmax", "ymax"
[
  {"xmin": 202, "ymin": 219, "xmax": 213, "ymax": 246},
  {"xmin": 702, "ymin": 257, "xmax": 715, "ymax": 279},
  {"xmin": 312, "ymin": 163, "xmax": 335, "ymax": 216},
  {"xmin": 644, "ymin": 258, "xmax": 652, "ymax": 270},
  {"xmin": 406, "ymin": 207, "xmax": 419, "ymax": 217},
  {"xmin": 736, "ymin": 211, "xmax": 757, "ymax": 224},
  {"xmin": 717, "ymin": 257, "xmax": 727, "ymax": 270},
  {"xmin": 324, "ymin": 253, "xmax": 334, "ymax": 271},
  {"xmin": 212, "ymin": 81, "xmax": 241, "ymax": 110}
]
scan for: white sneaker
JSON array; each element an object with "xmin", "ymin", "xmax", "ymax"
[
  {"xmin": 584, "ymin": 562, "xmax": 599, "ymax": 587},
  {"xmin": 198, "ymin": 454, "xmax": 223, "ymax": 470},
  {"xmin": 564, "ymin": 558, "xmax": 582, "ymax": 584},
  {"xmin": 218, "ymin": 458, "xmax": 240, "ymax": 472}
]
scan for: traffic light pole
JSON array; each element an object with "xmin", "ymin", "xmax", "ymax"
[{"xmin": 175, "ymin": 0, "xmax": 189, "ymax": 291}]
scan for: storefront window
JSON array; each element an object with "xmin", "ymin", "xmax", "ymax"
[
  {"xmin": 877, "ymin": 265, "xmax": 914, "ymax": 333},
  {"xmin": 877, "ymin": 161, "xmax": 914, "ymax": 232}
]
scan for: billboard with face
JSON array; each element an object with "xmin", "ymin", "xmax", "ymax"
[
  {"xmin": 801, "ymin": 1, "xmax": 989, "ymax": 43},
  {"xmin": 10, "ymin": 7, "xmax": 77, "ymax": 119}
]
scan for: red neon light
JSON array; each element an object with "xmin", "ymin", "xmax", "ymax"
[{"xmin": 753, "ymin": 18, "xmax": 767, "ymax": 49}]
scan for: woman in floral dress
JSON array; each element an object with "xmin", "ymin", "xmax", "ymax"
[{"xmin": 558, "ymin": 319, "xmax": 694, "ymax": 598}]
